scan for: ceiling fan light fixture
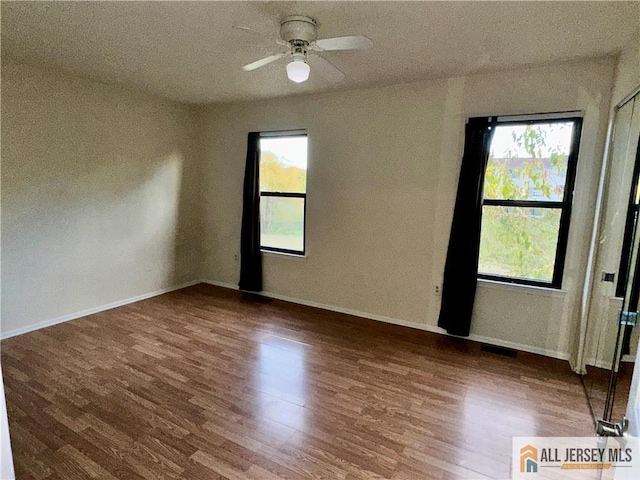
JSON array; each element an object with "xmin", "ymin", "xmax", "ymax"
[
  {"xmin": 238, "ymin": 15, "xmax": 370, "ymax": 83},
  {"xmin": 286, "ymin": 56, "xmax": 310, "ymax": 83}
]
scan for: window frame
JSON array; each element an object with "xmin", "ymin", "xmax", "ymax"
[
  {"xmin": 477, "ymin": 116, "xmax": 583, "ymax": 289},
  {"xmin": 258, "ymin": 131, "xmax": 308, "ymax": 256}
]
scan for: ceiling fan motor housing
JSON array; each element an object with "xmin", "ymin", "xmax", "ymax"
[{"xmin": 280, "ymin": 15, "xmax": 317, "ymax": 44}]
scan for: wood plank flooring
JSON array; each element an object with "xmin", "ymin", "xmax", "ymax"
[
  {"xmin": 2, "ymin": 283, "xmax": 594, "ymax": 479},
  {"xmin": 582, "ymin": 362, "xmax": 633, "ymax": 425}
]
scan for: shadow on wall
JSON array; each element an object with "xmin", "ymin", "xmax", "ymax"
[
  {"xmin": 0, "ymin": 61, "xmax": 201, "ymax": 335},
  {"xmin": 170, "ymin": 117, "xmax": 204, "ymax": 290}
]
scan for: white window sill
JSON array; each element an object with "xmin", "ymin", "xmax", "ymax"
[
  {"xmin": 477, "ymin": 278, "xmax": 567, "ymax": 298},
  {"xmin": 261, "ymin": 250, "xmax": 308, "ymax": 260}
]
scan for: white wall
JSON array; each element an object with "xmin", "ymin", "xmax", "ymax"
[
  {"xmin": 0, "ymin": 62, "xmax": 202, "ymax": 337},
  {"xmin": 611, "ymin": 29, "xmax": 640, "ymax": 108},
  {"xmin": 199, "ymin": 57, "xmax": 616, "ymax": 362}
]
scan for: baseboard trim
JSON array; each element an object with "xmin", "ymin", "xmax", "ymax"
[
  {"xmin": 583, "ymin": 356, "xmax": 635, "ymax": 370},
  {"xmin": 201, "ymin": 279, "xmax": 571, "ymax": 362},
  {"xmin": 467, "ymin": 333, "xmax": 570, "ymax": 362},
  {"xmin": 0, "ymin": 280, "xmax": 200, "ymax": 340},
  {"xmin": 586, "ymin": 359, "xmax": 614, "ymax": 370}
]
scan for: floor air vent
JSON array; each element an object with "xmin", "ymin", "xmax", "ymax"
[{"xmin": 480, "ymin": 345, "xmax": 517, "ymax": 358}]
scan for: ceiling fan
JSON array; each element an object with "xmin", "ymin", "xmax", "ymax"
[{"xmin": 234, "ymin": 15, "xmax": 373, "ymax": 83}]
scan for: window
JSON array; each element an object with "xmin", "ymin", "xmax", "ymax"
[
  {"xmin": 478, "ymin": 117, "xmax": 582, "ymax": 288},
  {"xmin": 259, "ymin": 132, "xmax": 308, "ymax": 255}
]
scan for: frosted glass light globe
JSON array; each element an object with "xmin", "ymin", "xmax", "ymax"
[{"xmin": 286, "ymin": 60, "xmax": 310, "ymax": 83}]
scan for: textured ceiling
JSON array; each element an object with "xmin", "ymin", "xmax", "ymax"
[{"xmin": 2, "ymin": 1, "xmax": 639, "ymax": 104}]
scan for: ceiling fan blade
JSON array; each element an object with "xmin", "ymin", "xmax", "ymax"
[
  {"xmin": 309, "ymin": 54, "xmax": 345, "ymax": 82},
  {"xmin": 232, "ymin": 25, "xmax": 288, "ymax": 46},
  {"xmin": 312, "ymin": 35, "xmax": 373, "ymax": 51},
  {"xmin": 243, "ymin": 53, "xmax": 287, "ymax": 71}
]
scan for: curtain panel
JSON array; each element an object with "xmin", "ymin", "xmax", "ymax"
[
  {"xmin": 438, "ymin": 117, "xmax": 495, "ymax": 336},
  {"xmin": 239, "ymin": 132, "xmax": 263, "ymax": 292}
]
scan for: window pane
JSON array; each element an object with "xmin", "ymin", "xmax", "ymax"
[
  {"xmin": 478, "ymin": 206, "xmax": 562, "ymax": 283},
  {"xmin": 259, "ymin": 136, "xmax": 307, "ymax": 193},
  {"xmin": 484, "ymin": 122, "xmax": 574, "ymax": 202},
  {"xmin": 260, "ymin": 196, "xmax": 305, "ymax": 252}
]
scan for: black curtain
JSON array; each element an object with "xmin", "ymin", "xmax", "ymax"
[
  {"xmin": 239, "ymin": 132, "xmax": 263, "ymax": 292},
  {"xmin": 438, "ymin": 117, "xmax": 495, "ymax": 336}
]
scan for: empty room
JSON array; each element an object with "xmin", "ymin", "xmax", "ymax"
[{"xmin": 2, "ymin": 1, "xmax": 640, "ymax": 479}]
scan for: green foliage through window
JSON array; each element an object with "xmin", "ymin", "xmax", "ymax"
[
  {"xmin": 479, "ymin": 121, "xmax": 576, "ymax": 284},
  {"xmin": 259, "ymin": 135, "xmax": 308, "ymax": 254}
]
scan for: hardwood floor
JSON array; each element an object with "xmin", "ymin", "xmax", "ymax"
[
  {"xmin": 582, "ymin": 362, "xmax": 634, "ymax": 425},
  {"xmin": 2, "ymin": 283, "xmax": 594, "ymax": 479}
]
